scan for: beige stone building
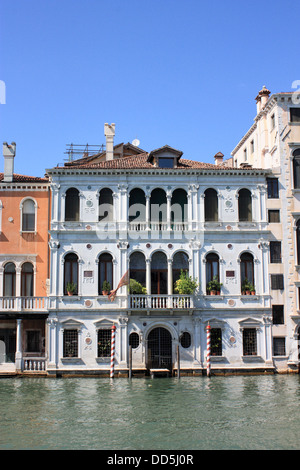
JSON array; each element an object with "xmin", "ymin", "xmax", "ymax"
[{"xmin": 231, "ymin": 86, "xmax": 300, "ymax": 372}]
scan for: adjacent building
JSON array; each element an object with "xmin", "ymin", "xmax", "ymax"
[
  {"xmin": 0, "ymin": 143, "xmax": 50, "ymax": 373},
  {"xmin": 231, "ymin": 86, "xmax": 300, "ymax": 373}
]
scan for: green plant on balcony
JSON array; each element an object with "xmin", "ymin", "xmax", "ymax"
[
  {"xmin": 102, "ymin": 280, "xmax": 111, "ymax": 295},
  {"xmin": 207, "ymin": 275, "xmax": 223, "ymax": 295},
  {"xmin": 129, "ymin": 279, "xmax": 147, "ymax": 295},
  {"xmin": 174, "ymin": 270, "xmax": 199, "ymax": 295},
  {"xmin": 66, "ymin": 282, "xmax": 77, "ymax": 296},
  {"xmin": 241, "ymin": 278, "xmax": 254, "ymax": 295}
]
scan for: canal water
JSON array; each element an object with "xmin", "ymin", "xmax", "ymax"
[{"xmin": 0, "ymin": 374, "xmax": 300, "ymax": 450}]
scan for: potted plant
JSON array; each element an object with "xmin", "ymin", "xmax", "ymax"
[
  {"xmin": 129, "ymin": 279, "xmax": 147, "ymax": 295},
  {"xmin": 242, "ymin": 278, "xmax": 251, "ymax": 295},
  {"xmin": 174, "ymin": 270, "xmax": 199, "ymax": 295},
  {"xmin": 66, "ymin": 281, "xmax": 77, "ymax": 296},
  {"xmin": 207, "ymin": 276, "xmax": 222, "ymax": 295},
  {"xmin": 102, "ymin": 280, "xmax": 111, "ymax": 296},
  {"xmin": 249, "ymin": 282, "xmax": 256, "ymax": 295}
]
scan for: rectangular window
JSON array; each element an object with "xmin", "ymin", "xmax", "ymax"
[
  {"xmin": 290, "ymin": 108, "xmax": 300, "ymax": 123},
  {"xmin": 26, "ymin": 330, "xmax": 40, "ymax": 352},
  {"xmin": 271, "ymin": 274, "xmax": 284, "ymax": 290},
  {"xmin": 272, "ymin": 305, "xmax": 284, "ymax": 324},
  {"xmin": 211, "ymin": 328, "xmax": 222, "ymax": 356},
  {"xmin": 63, "ymin": 329, "xmax": 78, "ymax": 357},
  {"xmin": 158, "ymin": 157, "xmax": 175, "ymax": 168},
  {"xmin": 273, "ymin": 337, "xmax": 286, "ymax": 356},
  {"xmin": 270, "ymin": 241, "xmax": 282, "ymax": 263},
  {"xmin": 243, "ymin": 328, "xmax": 257, "ymax": 356},
  {"xmin": 251, "ymin": 140, "xmax": 254, "ymax": 153},
  {"xmin": 267, "ymin": 178, "xmax": 279, "ymax": 198},
  {"xmin": 271, "ymin": 113, "xmax": 275, "ymax": 129},
  {"xmin": 244, "ymin": 148, "xmax": 247, "ymax": 161},
  {"xmin": 268, "ymin": 209, "xmax": 280, "ymax": 223},
  {"xmin": 97, "ymin": 329, "xmax": 111, "ymax": 357}
]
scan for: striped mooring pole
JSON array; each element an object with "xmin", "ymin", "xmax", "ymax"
[
  {"xmin": 110, "ymin": 324, "xmax": 116, "ymax": 378},
  {"xmin": 206, "ymin": 323, "xmax": 211, "ymax": 377}
]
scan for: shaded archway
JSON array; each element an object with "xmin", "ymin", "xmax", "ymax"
[{"xmin": 151, "ymin": 251, "xmax": 168, "ymax": 295}]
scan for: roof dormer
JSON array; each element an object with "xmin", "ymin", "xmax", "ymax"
[{"xmin": 147, "ymin": 145, "xmax": 183, "ymax": 168}]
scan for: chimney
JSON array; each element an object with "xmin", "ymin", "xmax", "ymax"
[
  {"xmin": 214, "ymin": 151, "xmax": 224, "ymax": 166},
  {"xmin": 3, "ymin": 142, "xmax": 16, "ymax": 182},
  {"xmin": 255, "ymin": 86, "xmax": 271, "ymax": 114},
  {"xmin": 104, "ymin": 123, "xmax": 115, "ymax": 161}
]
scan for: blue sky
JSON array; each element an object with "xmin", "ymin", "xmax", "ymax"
[{"xmin": 1, "ymin": 0, "xmax": 299, "ymax": 177}]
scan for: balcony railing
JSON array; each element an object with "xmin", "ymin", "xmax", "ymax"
[
  {"xmin": 23, "ymin": 357, "xmax": 47, "ymax": 372},
  {"xmin": 0, "ymin": 297, "xmax": 48, "ymax": 312},
  {"xmin": 129, "ymin": 294, "xmax": 193, "ymax": 309}
]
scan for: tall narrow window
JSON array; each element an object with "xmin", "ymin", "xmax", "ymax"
[
  {"xmin": 129, "ymin": 188, "xmax": 146, "ymax": 224},
  {"xmin": 63, "ymin": 329, "xmax": 78, "ymax": 357},
  {"xmin": 297, "ymin": 219, "xmax": 300, "ymax": 265},
  {"xmin": 211, "ymin": 328, "xmax": 222, "ymax": 356},
  {"xmin": 21, "ymin": 262, "xmax": 34, "ymax": 296},
  {"xmin": 64, "ymin": 253, "xmax": 78, "ymax": 295},
  {"xmin": 293, "ymin": 149, "xmax": 300, "ymax": 189},
  {"xmin": 22, "ymin": 199, "xmax": 35, "ymax": 231},
  {"xmin": 99, "ymin": 188, "xmax": 113, "ymax": 221},
  {"xmin": 65, "ymin": 188, "xmax": 79, "ymax": 221},
  {"xmin": 238, "ymin": 189, "xmax": 252, "ymax": 222},
  {"xmin": 240, "ymin": 252, "xmax": 254, "ymax": 290},
  {"xmin": 206, "ymin": 253, "xmax": 220, "ymax": 291},
  {"xmin": 243, "ymin": 328, "xmax": 257, "ymax": 356},
  {"xmin": 171, "ymin": 189, "xmax": 188, "ymax": 227},
  {"xmin": 129, "ymin": 252, "xmax": 146, "ymax": 287},
  {"xmin": 270, "ymin": 241, "xmax": 282, "ymax": 263},
  {"xmin": 150, "ymin": 188, "xmax": 167, "ymax": 229},
  {"xmin": 172, "ymin": 251, "xmax": 189, "ymax": 286},
  {"xmin": 97, "ymin": 329, "xmax": 111, "ymax": 357},
  {"xmin": 204, "ymin": 188, "xmax": 218, "ymax": 221},
  {"xmin": 267, "ymin": 178, "xmax": 279, "ymax": 198},
  {"xmin": 98, "ymin": 253, "xmax": 113, "ymax": 295},
  {"xmin": 3, "ymin": 263, "xmax": 16, "ymax": 296}
]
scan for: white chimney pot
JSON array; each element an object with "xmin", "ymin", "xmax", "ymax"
[
  {"xmin": 3, "ymin": 142, "xmax": 16, "ymax": 182},
  {"xmin": 104, "ymin": 123, "xmax": 115, "ymax": 161}
]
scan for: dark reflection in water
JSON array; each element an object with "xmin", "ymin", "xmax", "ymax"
[{"xmin": 0, "ymin": 375, "xmax": 300, "ymax": 450}]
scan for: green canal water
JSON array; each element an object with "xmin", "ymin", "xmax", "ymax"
[{"xmin": 0, "ymin": 375, "xmax": 300, "ymax": 450}]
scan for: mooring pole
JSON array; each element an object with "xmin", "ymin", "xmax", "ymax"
[
  {"xmin": 206, "ymin": 322, "xmax": 211, "ymax": 377},
  {"xmin": 129, "ymin": 345, "xmax": 132, "ymax": 379},
  {"xmin": 110, "ymin": 324, "xmax": 116, "ymax": 379},
  {"xmin": 177, "ymin": 344, "xmax": 180, "ymax": 379}
]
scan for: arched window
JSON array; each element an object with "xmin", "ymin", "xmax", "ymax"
[
  {"xmin": 98, "ymin": 253, "xmax": 113, "ymax": 295},
  {"xmin": 64, "ymin": 253, "xmax": 78, "ymax": 295},
  {"xmin": 22, "ymin": 199, "xmax": 36, "ymax": 232},
  {"xmin": 3, "ymin": 263, "xmax": 16, "ymax": 296},
  {"xmin": 65, "ymin": 188, "xmax": 79, "ymax": 221},
  {"xmin": 172, "ymin": 251, "xmax": 189, "ymax": 285},
  {"xmin": 129, "ymin": 188, "xmax": 146, "ymax": 224},
  {"xmin": 296, "ymin": 220, "xmax": 300, "ymax": 265},
  {"xmin": 293, "ymin": 149, "xmax": 300, "ymax": 189},
  {"xmin": 129, "ymin": 252, "xmax": 146, "ymax": 287},
  {"xmin": 238, "ymin": 188, "xmax": 252, "ymax": 222},
  {"xmin": 204, "ymin": 188, "xmax": 218, "ymax": 221},
  {"xmin": 240, "ymin": 252, "xmax": 254, "ymax": 292},
  {"xmin": 21, "ymin": 262, "xmax": 34, "ymax": 297},
  {"xmin": 129, "ymin": 332, "xmax": 140, "ymax": 349},
  {"xmin": 99, "ymin": 188, "xmax": 113, "ymax": 221},
  {"xmin": 171, "ymin": 188, "xmax": 188, "ymax": 226},
  {"xmin": 151, "ymin": 251, "xmax": 167, "ymax": 294},
  {"xmin": 206, "ymin": 253, "xmax": 220, "ymax": 293},
  {"xmin": 150, "ymin": 188, "xmax": 167, "ymax": 229}
]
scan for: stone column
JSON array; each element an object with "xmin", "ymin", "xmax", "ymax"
[
  {"xmin": 167, "ymin": 258, "xmax": 173, "ymax": 296},
  {"xmin": 146, "ymin": 258, "xmax": 151, "ymax": 295},
  {"xmin": 47, "ymin": 317, "xmax": 58, "ymax": 369}
]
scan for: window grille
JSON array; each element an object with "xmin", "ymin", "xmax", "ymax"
[
  {"xmin": 129, "ymin": 332, "xmax": 140, "ymax": 349},
  {"xmin": 272, "ymin": 305, "xmax": 284, "ymax": 325},
  {"xmin": 270, "ymin": 241, "xmax": 282, "ymax": 263},
  {"xmin": 267, "ymin": 178, "xmax": 279, "ymax": 198},
  {"xmin": 63, "ymin": 329, "xmax": 78, "ymax": 357},
  {"xmin": 273, "ymin": 338, "xmax": 286, "ymax": 356},
  {"xmin": 97, "ymin": 329, "xmax": 111, "ymax": 357},
  {"xmin": 271, "ymin": 274, "xmax": 284, "ymax": 290},
  {"xmin": 243, "ymin": 328, "xmax": 257, "ymax": 356},
  {"xmin": 211, "ymin": 328, "xmax": 222, "ymax": 356},
  {"xmin": 180, "ymin": 332, "xmax": 191, "ymax": 349}
]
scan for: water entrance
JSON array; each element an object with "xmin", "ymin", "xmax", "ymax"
[{"xmin": 147, "ymin": 327, "xmax": 172, "ymax": 370}]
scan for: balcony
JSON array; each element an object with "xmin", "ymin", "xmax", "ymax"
[
  {"xmin": 0, "ymin": 297, "xmax": 48, "ymax": 312},
  {"xmin": 129, "ymin": 294, "xmax": 194, "ymax": 310}
]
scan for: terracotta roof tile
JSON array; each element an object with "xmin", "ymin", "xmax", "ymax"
[{"xmin": 0, "ymin": 173, "xmax": 49, "ymax": 183}]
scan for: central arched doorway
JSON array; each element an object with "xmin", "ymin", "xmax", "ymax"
[{"xmin": 147, "ymin": 327, "xmax": 172, "ymax": 371}]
